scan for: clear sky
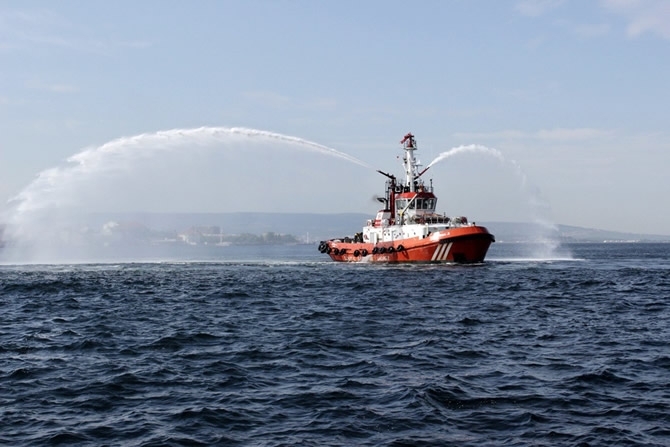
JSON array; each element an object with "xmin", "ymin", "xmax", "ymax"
[{"xmin": 1, "ymin": 0, "xmax": 669, "ymax": 235}]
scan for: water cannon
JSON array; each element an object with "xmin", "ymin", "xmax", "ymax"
[
  {"xmin": 400, "ymin": 132, "xmax": 415, "ymax": 146},
  {"xmin": 417, "ymin": 166, "xmax": 430, "ymax": 178},
  {"xmin": 376, "ymin": 169, "xmax": 396, "ymax": 180}
]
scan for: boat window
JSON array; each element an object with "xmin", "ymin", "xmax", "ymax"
[{"xmin": 424, "ymin": 198, "xmax": 434, "ymax": 209}]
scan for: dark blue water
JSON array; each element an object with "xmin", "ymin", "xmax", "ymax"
[{"xmin": 2, "ymin": 243, "xmax": 669, "ymax": 446}]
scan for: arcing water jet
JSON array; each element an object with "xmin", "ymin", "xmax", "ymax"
[
  {"xmin": 426, "ymin": 143, "xmax": 570, "ymax": 260},
  {"xmin": 0, "ymin": 126, "xmax": 370, "ymax": 263}
]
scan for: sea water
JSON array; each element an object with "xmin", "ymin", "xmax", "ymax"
[{"xmin": 1, "ymin": 242, "xmax": 669, "ymax": 446}]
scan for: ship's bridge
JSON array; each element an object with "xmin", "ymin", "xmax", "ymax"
[{"xmin": 395, "ymin": 191, "xmax": 437, "ymax": 224}]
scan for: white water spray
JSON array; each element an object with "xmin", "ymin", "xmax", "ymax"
[
  {"xmin": 426, "ymin": 144, "xmax": 570, "ymax": 260},
  {"xmin": 426, "ymin": 144, "xmax": 528, "ymax": 188},
  {"xmin": 0, "ymin": 126, "xmax": 372, "ymax": 262},
  {"xmin": 9, "ymin": 127, "xmax": 369, "ymax": 217},
  {"xmin": 426, "ymin": 144, "xmax": 504, "ymax": 168}
]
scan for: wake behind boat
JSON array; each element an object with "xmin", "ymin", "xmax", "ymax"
[{"xmin": 318, "ymin": 133, "xmax": 494, "ymax": 263}]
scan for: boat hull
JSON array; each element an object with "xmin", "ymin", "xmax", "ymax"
[{"xmin": 322, "ymin": 225, "xmax": 494, "ymax": 263}]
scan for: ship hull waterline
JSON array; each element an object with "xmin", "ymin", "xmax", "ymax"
[{"xmin": 324, "ymin": 226, "xmax": 494, "ymax": 264}]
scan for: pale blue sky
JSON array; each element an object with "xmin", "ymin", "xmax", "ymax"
[{"xmin": 1, "ymin": 0, "xmax": 669, "ymax": 234}]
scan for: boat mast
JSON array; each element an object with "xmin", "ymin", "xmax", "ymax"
[{"xmin": 400, "ymin": 132, "xmax": 419, "ymax": 192}]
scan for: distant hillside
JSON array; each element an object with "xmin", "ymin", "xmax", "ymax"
[
  {"xmin": 85, "ymin": 212, "xmax": 670, "ymax": 243},
  {"xmin": 556, "ymin": 223, "xmax": 670, "ymax": 243},
  {"xmin": 85, "ymin": 212, "xmax": 369, "ymax": 242},
  {"xmin": 485, "ymin": 222, "xmax": 670, "ymax": 243}
]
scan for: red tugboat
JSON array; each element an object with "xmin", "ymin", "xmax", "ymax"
[{"xmin": 318, "ymin": 133, "xmax": 494, "ymax": 263}]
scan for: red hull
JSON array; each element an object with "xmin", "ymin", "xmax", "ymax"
[{"xmin": 324, "ymin": 225, "xmax": 494, "ymax": 263}]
